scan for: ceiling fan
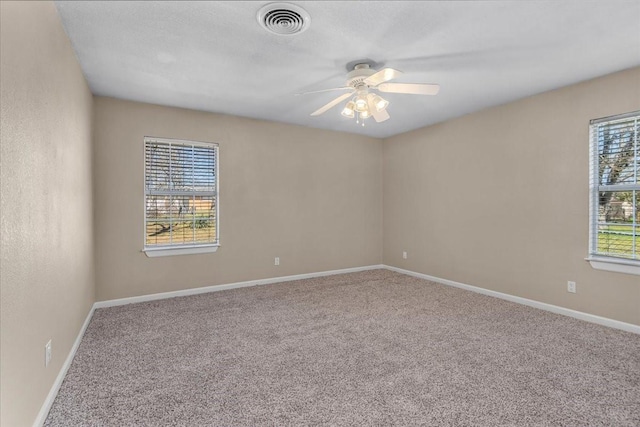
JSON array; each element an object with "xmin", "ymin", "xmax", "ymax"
[{"xmin": 298, "ymin": 63, "xmax": 440, "ymax": 125}]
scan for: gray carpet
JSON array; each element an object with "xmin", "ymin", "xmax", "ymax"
[{"xmin": 45, "ymin": 269, "xmax": 640, "ymax": 426}]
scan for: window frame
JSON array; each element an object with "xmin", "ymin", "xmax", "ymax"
[
  {"xmin": 587, "ymin": 111, "xmax": 639, "ymax": 275},
  {"xmin": 143, "ymin": 136, "xmax": 220, "ymax": 257}
]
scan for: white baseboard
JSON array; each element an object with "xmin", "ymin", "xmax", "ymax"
[
  {"xmin": 33, "ymin": 304, "xmax": 96, "ymax": 427},
  {"xmin": 384, "ymin": 265, "xmax": 640, "ymax": 335},
  {"xmin": 94, "ymin": 264, "xmax": 384, "ymax": 308}
]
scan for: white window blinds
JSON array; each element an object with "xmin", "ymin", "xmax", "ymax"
[
  {"xmin": 589, "ymin": 111, "xmax": 639, "ymax": 260},
  {"xmin": 144, "ymin": 137, "xmax": 219, "ymax": 249}
]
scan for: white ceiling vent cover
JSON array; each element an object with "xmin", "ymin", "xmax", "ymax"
[{"xmin": 257, "ymin": 3, "xmax": 310, "ymax": 35}]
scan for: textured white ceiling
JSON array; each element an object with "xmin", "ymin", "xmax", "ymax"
[{"xmin": 55, "ymin": 1, "xmax": 640, "ymax": 138}]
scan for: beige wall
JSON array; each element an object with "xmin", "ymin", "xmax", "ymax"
[
  {"xmin": 0, "ymin": 2, "xmax": 95, "ymax": 426},
  {"xmin": 383, "ymin": 67, "xmax": 640, "ymax": 326},
  {"xmin": 93, "ymin": 97, "xmax": 383, "ymax": 301}
]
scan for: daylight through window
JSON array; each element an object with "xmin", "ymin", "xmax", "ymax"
[
  {"xmin": 589, "ymin": 111, "xmax": 639, "ymax": 261},
  {"xmin": 144, "ymin": 137, "xmax": 219, "ymax": 252}
]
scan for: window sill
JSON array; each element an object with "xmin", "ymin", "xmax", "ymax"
[
  {"xmin": 144, "ymin": 245, "xmax": 219, "ymax": 257},
  {"xmin": 586, "ymin": 256, "xmax": 640, "ymax": 276}
]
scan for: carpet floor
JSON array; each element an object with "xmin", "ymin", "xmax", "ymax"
[{"xmin": 45, "ymin": 269, "xmax": 640, "ymax": 426}]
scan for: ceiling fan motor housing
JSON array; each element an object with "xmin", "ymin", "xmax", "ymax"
[{"xmin": 346, "ymin": 64, "xmax": 375, "ymax": 89}]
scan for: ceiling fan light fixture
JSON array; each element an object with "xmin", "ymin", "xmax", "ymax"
[
  {"xmin": 341, "ymin": 101, "xmax": 355, "ymax": 118},
  {"xmin": 372, "ymin": 94, "xmax": 389, "ymax": 112},
  {"xmin": 360, "ymin": 109, "xmax": 371, "ymax": 119},
  {"xmin": 354, "ymin": 96, "xmax": 368, "ymax": 112}
]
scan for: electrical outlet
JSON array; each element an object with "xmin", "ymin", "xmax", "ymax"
[
  {"xmin": 45, "ymin": 340, "xmax": 52, "ymax": 367},
  {"xmin": 567, "ymin": 281, "xmax": 576, "ymax": 293},
  {"xmin": 274, "ymin": 257, "xmax": 280, "ymax": 266},
  {"xmin": 402, "ymin": 251, "xmax": 407, "ymax": 259}
]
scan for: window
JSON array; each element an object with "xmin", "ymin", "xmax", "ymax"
[
  {"xmin": 588, "ymin": 111, "xmax": 639, "ymax": 275},
  {"xmin": 144, "ymin": 137, "xmax": 219, "ymax": 257}
]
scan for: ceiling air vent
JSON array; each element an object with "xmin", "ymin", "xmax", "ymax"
[{"xmin": 257, "ymin": 3, "xmax": 310, "ymax": 35}]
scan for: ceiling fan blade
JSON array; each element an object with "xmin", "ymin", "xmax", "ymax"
[
  {"xmin": 364, "ymin": 68, "xmax": 402, "ymax": 86},
  {"xmin": 377, "ymin": 82, "xmax": 440, "ymax": 95},
  {"xmin": 310, "ymin": 92, "xmax": 354, "ymax": 116},
  {"xmin": 366, "ymin": 93, "xmax": 390, "ymax": 123},
  {"xmin": 372, "ymin": 108, "xmax": 390, "ymax": 123},
  {"xmin": 295, "ymin": 87, "xmax": 352, "ymax": 96}
]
